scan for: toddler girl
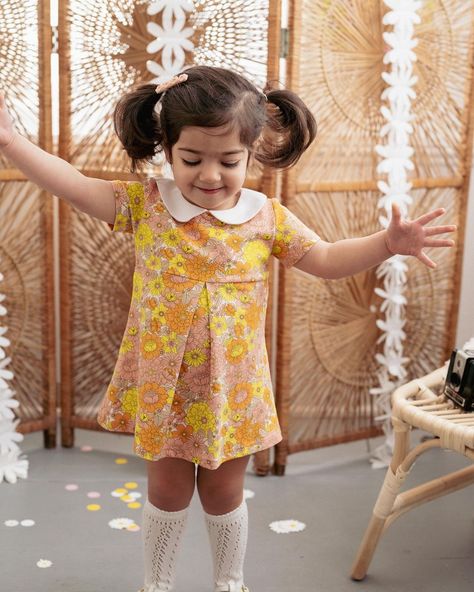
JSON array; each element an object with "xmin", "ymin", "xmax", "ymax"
[{"xmin": 0, "ymin": 65, "xmax": 455, "ymax": 592}]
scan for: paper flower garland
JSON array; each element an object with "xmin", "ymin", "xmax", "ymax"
[
  {"xmin": 146, "ymin": 0, "xmax": 195, "ymax": 82},
  {"xmin": 371, "ymin": 1, "xmax": 421, "ymax": 468},
  {"xmin": 0, "ymin": 272, "xmax": 28, "ymax": 484}
]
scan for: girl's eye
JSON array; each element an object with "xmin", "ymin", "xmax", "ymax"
[
  {"xmin": 222, "ymin": 162, "xmax": 240, "ymax": 168},
  {"xmin": 182, "ymin": 159, "xmax": 200, "ymax": 166}
]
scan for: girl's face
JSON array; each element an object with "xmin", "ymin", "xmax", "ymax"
[{"xmin": 168, "ymin": 125, "xmax": 249, "ymax": 211}]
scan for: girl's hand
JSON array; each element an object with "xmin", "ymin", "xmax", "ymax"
[
  {"xmin": 0, "ymin": 93, "xmax": 16, "ymax": 148},
  {"xmin": 385, "ymin": 203, "xmax": 456, "ymax": 268}
]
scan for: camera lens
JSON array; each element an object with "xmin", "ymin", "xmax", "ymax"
[{"xmin": 450, "ymin": 372, "xmax": 461, "ymax": 387}]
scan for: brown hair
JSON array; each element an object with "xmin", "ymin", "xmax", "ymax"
[{"xmin": 114, "ymin": 65, "xmax": 317, "ymax": 172}]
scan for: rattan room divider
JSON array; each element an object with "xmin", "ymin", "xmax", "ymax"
[
  {"xmin": 0, "ymin": 0, "xmax": 57, "ymax": 446},
  {"xmin": 273, "ymin": 0, "xmax": 474, "ymax": 473}
]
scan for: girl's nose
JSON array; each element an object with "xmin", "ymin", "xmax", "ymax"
[{"xmin": 199, "ymin": 164, "xmax": 221, "ymax": 183}]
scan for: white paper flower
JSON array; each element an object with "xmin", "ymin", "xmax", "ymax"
[
  {"xmin": 269, "ymin": 519, "xmax": 306, "ymax": 534},
  {"xmin": 243, "ymin": 488, "xmax": 255, "ymax": 500},
  {"xmin": 146, "ymin": 21, "xmax": 194, "ymax": 70},
  {"xmin": 147, "ymin": 0, "xmax": 194, "ymax": 25},
  {"xmin": 109, "ymin": 517, "xmax": 135, "ymax": 530},
  {"xmin": 36, "ymin": 559, "xmax": 53, "ymax": 568},
  {"xmin": 0, "ymin": 451, "xmax": 29, "ymax": 484}
]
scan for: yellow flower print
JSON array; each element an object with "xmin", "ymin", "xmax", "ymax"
[
  {"xmin": 114, "ymin": 213, "xmax": 130, "ymax": 231},
  {"xmin": 161, "ymin": 228, "xmax": 183, "ymax": 248},
  {"xmin": 145, "ymin": 254, "xmax": 162, "ymax": 271},
  {"xmin": 198, "ymin": 288, "xmax": 209, "ymax": 308},
  {"xmin": 234, "ymin": 308, "xmax": 247, "ymax": 327},
  {"xmin": 161, "ymin": 332, "xmax": 178, "ymax": 354},
  {"xmin": 128, "ymin": 327, "xmax": 138, "ymax": 336},
  {"xmin": 151, "ymin": 302, "xmax": 168, "ymax": 325},
  {"xmin": 135, "ymin": 222, "xmax": 154, "ymax": 250},
  {"xmin": 119, "ymin": 339, "xmax": 134, "ymax": 354},
  {"xmin": 147, "ymin": 276, "xmax": 164, "ymax": 296},
  {"xmin": 184, "ymin": 348, "xmax": 207, "ymax": 367},
  {"xmin": 239, "ymin": 294, "xmax": 251, "ymax": 304},
  {"xmin": 182, "ymin": 244, "xmax": 194, "ymax": 254},
  {"xmin": 122, "ymin": 387, "xmax": 138, "ymax": 416},
  {"xmin": 253, "ymin": 382, "xmax": 265, "ymax": 398},
  {"xmin": 208, "ymin": 227, "xmax": 229, "ymax": 240},
  {"xmin": 210, "ymin": 316, "xmax": 228, "ymax": 336},
  {"xmin": 169, "ymin": 254, "xmax": 187, "ymax": 275},
  {"xmin": 165, "ymin": 292, "xmax": 177, "ymax": 302},
  {"xmin": 219, "ymin": 283, "xmax": 237, "ymax": 302},
  {"xmin": 186, "ymin": 402, "xmax": 216, "ymax": 433},
  {"xmin": 140, "ymin": 332, "xmax": 161, "ymax": 359},
  {"xmin": 132, "ymin": 271, "xmax": 143, "ymax": 301},
  {"xmin": 242, "ymin": 240, "xmax": 270, "ymax": 266},
  {"xmin": 127, "ymin": 182, "xmax": 145, "ymax": 221}
]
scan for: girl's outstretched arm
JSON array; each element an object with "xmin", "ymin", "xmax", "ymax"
[
  {"xmin": 0, "ymin": 93, "xmax": 115, "ymax": 224},
  {"xmin": 295, "ymin": 204, "xmax": 456, "ymax": 279}
]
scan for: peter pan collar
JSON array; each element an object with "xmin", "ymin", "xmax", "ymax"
[{"xmin": 155, "ymin": 177, "xmax": 267, "ymax": 225}]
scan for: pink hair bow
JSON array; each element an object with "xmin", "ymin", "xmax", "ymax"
[{"xmin": 155, "ymin": 73, "xmax": 188, "ymax": 95}]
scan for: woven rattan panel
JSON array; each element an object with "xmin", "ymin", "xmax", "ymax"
[
  {"xmin": 0, "ymin": 0, "xmax": 56, "ymax": 442},
  {"xmin": 275, "ymin": 0, "xmax": 474, "ymax": 466},
  {"xmin": 59, "ymin": 0, "xmax": 277, "ymax": 440}
]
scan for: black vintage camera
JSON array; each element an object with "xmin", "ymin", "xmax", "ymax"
[{"xmin": 444, "ymin": 348, "xmax": 474, "ymax": 411}]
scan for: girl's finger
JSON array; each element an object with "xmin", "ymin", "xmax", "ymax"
[
  {"xmin": 391, "ymin": 202, "xmax": 401, "ymax": 223},
  {"xmin": 423, "ymin": 238, "xmax": 455, "ymax": 248},
  {"xmin": 414, "ymin": 208, "xmax": 446, "ymax": 226},
  {"xmin": 418, "ymin": 250, "xmax": 436, "ymax": 268},
  {"xmin": 424, "ymin": 224, "xmax": 457, "ymax": 236}
]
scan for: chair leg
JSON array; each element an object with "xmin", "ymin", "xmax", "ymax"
[{"xmin": 350, "ymin": 424, "xmax": 410, "ymax": 581}]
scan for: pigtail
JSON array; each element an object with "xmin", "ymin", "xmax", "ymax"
[
  {"xmin": 113, "ymin": 84, "xmax": 165, "ymax": 172},
  {"xmin": 255, "ymin": 89, "xmax": 317, "ymax": 169}
]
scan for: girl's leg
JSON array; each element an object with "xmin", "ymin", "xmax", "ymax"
[
  {"xmin": 197, "ymin": 456, "xmax": 250, "ymax": 592},
  {"xmin": 142, "ymin": 458, "xmax": 196, "ymax": 592}
]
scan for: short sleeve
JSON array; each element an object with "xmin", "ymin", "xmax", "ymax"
[
  {"xmin": 271, "ymin": 199, "xmax": 321, "ymax": 268},
  {"xmin": 108, "ymin": 180, "xmax": 145, "ymax": 233}
]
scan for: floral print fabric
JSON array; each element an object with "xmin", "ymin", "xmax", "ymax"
[{"xmin": 97, "ymin": 178, "xmax": 320, "ymax": 468}]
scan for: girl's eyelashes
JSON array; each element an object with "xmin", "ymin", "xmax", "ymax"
[{"xmin": 181, "ymin": 159, "xmax": 240, "ymax": 168}]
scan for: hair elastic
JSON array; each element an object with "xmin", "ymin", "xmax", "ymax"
[{"xmin": 155, "ymin": 73, "xmax": 188, "ymax": 97}]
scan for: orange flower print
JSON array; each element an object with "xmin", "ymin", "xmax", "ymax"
[
  {"xmin": 244, "ymin": 303, "xmax": 261, "ymax": 330},
  {"xmin": 224, "ymin": 304, "xmax": 236, "ymax": 315},
  {"xmin": 136, "ymin": 423, "xmax": 164, "ymax": 456},
  {"xmin": 185, "ymin": 255, "xmax": 218, "ymax": 280},
  {"xmin": 225, "ymin": 338, "xmax": 248, "ymax": 364},
  {"xmin": 235, "ymin": 418, "xmax": 260, "ymax": 447},
  {"xmin": 173, "ymin": 424, "xmax": 194, "ymax": 442},
  {"xmin": 138, "ymin": 383, "xmax": 171, "ymax": 413},
  {"xmin": 140, "ymin": 332, "xmax": 162, "ymax": 359},
  {"xmin": 166, "ymin": 303, "xmax": 192, "ymax": 333},
  {"xmin": 110, "ymin": 412, "xmax": 134, "ymax": 432},
  {"xmin": 225, "ymin": 234, "xmax": 243, "ymax": 251},
  {"xmin": 162, "ymin": 273, "xmax": 195, "ymax": 292},
  {"xmin": 229, "ymin": 383, "xmax": 254, "ymax": 410}
]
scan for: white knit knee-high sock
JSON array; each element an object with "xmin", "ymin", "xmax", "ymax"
[
  {"xmin": 142, "ymin": 499, "xmax": 188, "ymax": 592},
  {"xmin": 204, "ymin": 500, "xmax": 249, "ymax": 592}
]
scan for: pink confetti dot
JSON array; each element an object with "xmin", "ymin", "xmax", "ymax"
[
  {"xmin": 65, "ymin": 484, "xmax": 79, "ymax": 491},
  {"xmin": 87, "ymin": 492, "xmax": 101, "ymax": 499},
  {"xmin": 81, "ymin": 445, "xmax": 93, "ymax": 452}
]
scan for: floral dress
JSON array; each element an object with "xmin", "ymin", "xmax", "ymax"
[{"xmin": 97, "ymin": 178, "xmax": 320, "ymax": 469}]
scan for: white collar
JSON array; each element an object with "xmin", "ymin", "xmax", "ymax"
[{"xmin": 155, "ymin": 177, "xmax": 267, "ymax": 224}]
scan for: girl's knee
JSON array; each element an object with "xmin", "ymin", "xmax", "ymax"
[
  {"xmin": 147, "ymin": 459, "xmax": 195, "ymax": 511},
  {"xmin": 197, "ymin": 480, "xmax": 243, "ymax": 515}
]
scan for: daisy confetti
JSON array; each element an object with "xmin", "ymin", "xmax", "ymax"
[
  {"xmin": 109, "ymin": 518, "xmax": 135, "ymax": 530},
  {"xmin": 37, "ymin": 559, "xmax": 53, "ymax": 568},
  {"xmin": 269, "ymin": 519, "xmax": 306, "ymax": 534}
]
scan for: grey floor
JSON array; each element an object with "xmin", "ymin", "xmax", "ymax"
[{"xmin": 1, "ymin": 429, "xmax": 473, "ymax": 592}]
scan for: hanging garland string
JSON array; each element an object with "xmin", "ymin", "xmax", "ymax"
[
  {"xmin": 370, "ymin": 0, "xmax": 422, "ymax": 468},
  {"xmin": 0, "ymin": 271, "xmax": 28, "ymax": 484}
]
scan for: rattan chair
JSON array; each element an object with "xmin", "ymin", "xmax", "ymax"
[{"xmin": 351, "ymin": 363, "xmax": 474, "ymax": 581}]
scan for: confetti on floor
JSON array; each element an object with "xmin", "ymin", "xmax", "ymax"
[
  {"xmin": 37, "ymin": 560, "xmax": 53, "ymax": 568},
  {"xmin": 87, "ymin": 492, "xmax": 101, "ymax": 499},
  {"xmin": 20, "ymin": 519, "xmax": 35, "ymax": 527},
  {"xmin": 109, "ymin": 518, "xmax": 139, "ymax": 531},
  {"xmin": 4, "ymin": 520, "xmax": 19, "ymax": 527},
  {"xmin": 80, "ymin": 445, "xmax": 93, "ymax": 452},
  {"xmin": 269, "ymin": 519, "xmax": 306, "ymax": 534},
  {"xmin": 115, "ymin": 458, "xmax": 128, "ymax": 465},
  {"xmin": 86, "ymin": 504, "xmax": 101, "ymax": 512},
  {"xmin": 65, "ymin": 484, "xmax": 79, "ymax": 491},
  {"xmin": 111, "ymin": 488, "xmax": 128, "ymax": 497},
  {"xmin": 244, "ymin": 489, "xmax": 255, "ymax": 500},
  {"xmin": 124, "ymin": 482, "xmax": 138, "ymax": 489}
]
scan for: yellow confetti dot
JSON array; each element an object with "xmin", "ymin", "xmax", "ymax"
[
  {"xmin": 120, "ymin": 495, "xmax": 134, "ymax": 502},
  {"xmin": 128, "ymin": 502, "xmax": 142, "ymax": 509},
  {"xmin": 127, "ymin": 524, "xmax": 141, "ymax": 532},
  {"xmin": 124, "ymin": 482, "xmax": 138, "ymax": 489},
  {"xmin": 115, "ymin": 458, "xmax": 128, "ymax": 465},
  {"xmin": 87, "ymin": 504, "xmax": 101, "ymax": 512},
  {"xmin": 113, "ymin": 488, "xmax": 128, "ymax": 496}
]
